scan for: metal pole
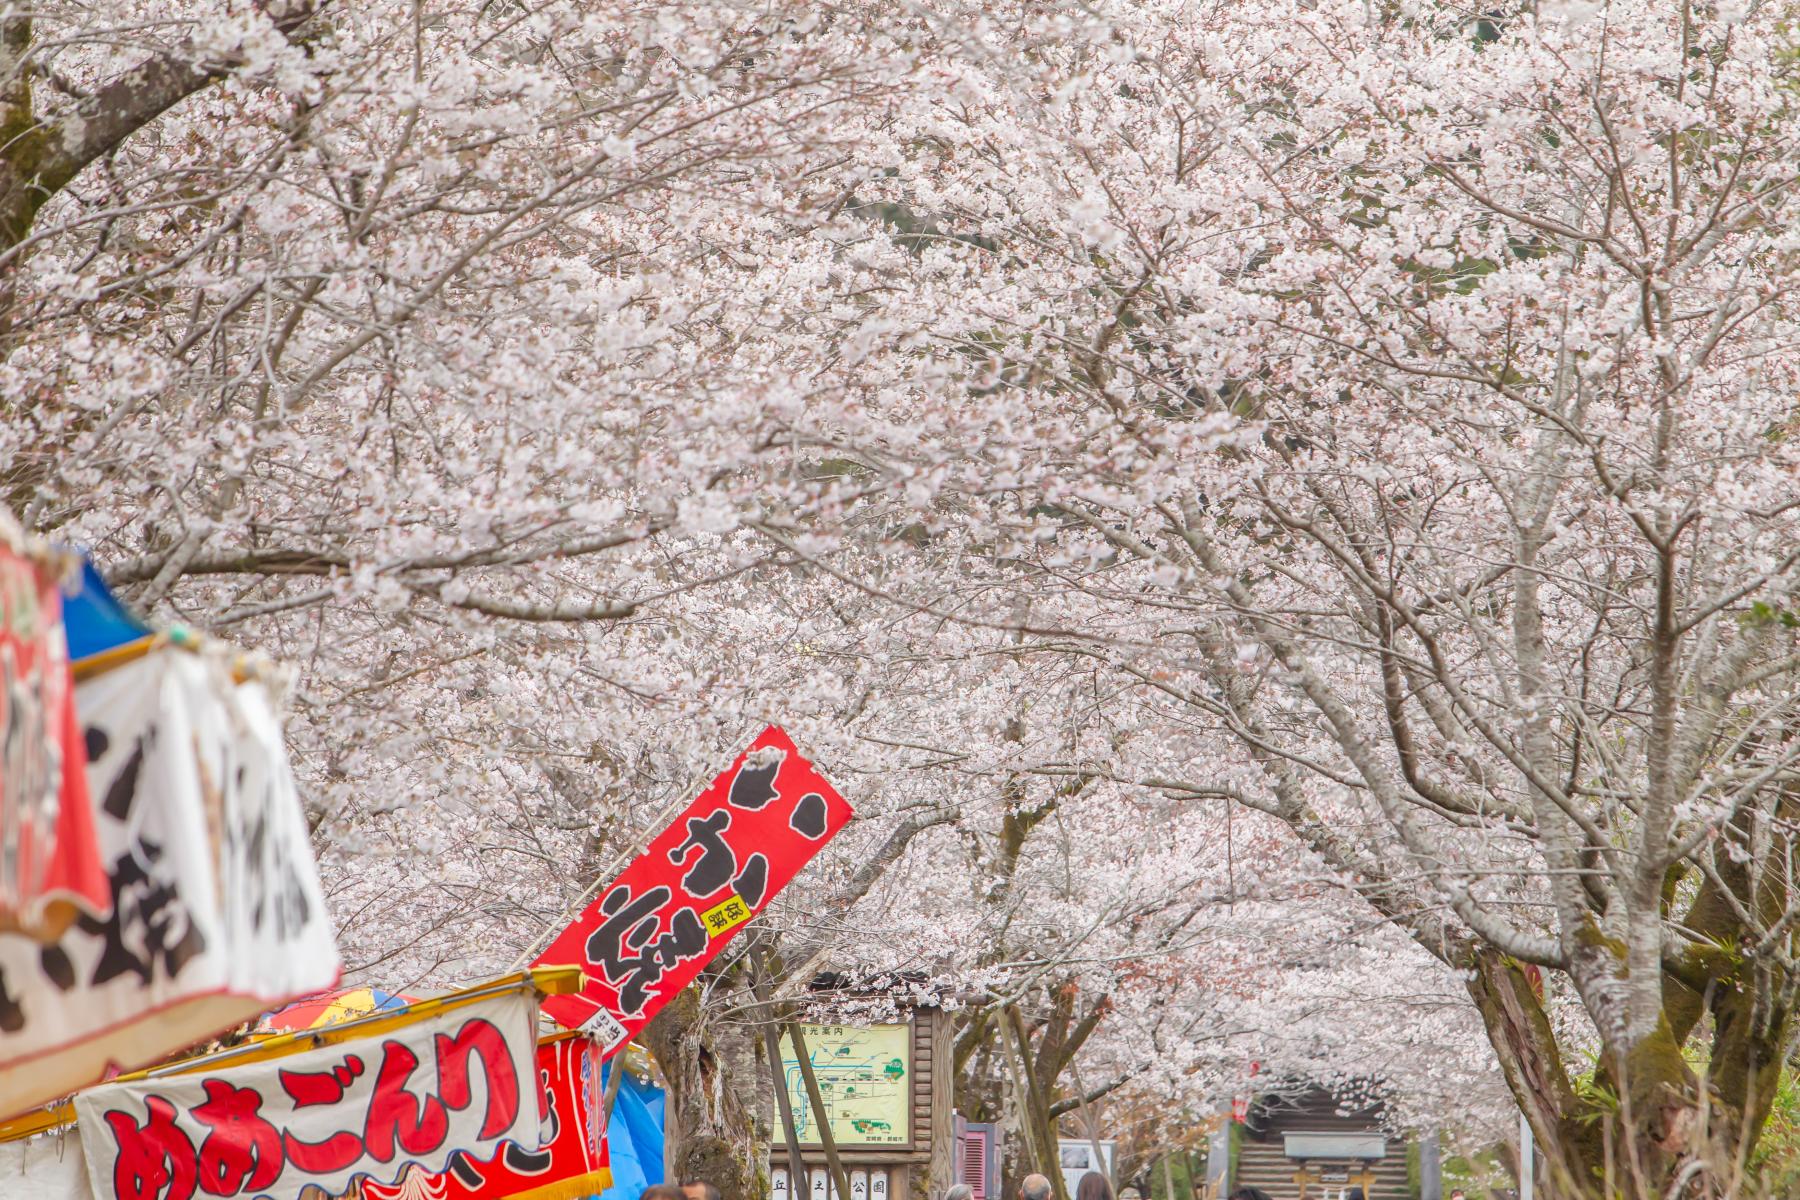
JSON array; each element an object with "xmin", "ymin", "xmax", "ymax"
[
  {"xmin": 1418, "ymin": 1127, "xmax": 1442, "ymax": 1200},
  {"xmin": 1204, "ymin": 1103, "xmax": 1231, "ymax": 1199},
  {"xmin": 1518, "ymin": 1112, "xmax": 1533, "ymax": 1200}
]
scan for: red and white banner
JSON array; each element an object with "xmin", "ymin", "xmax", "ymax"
[
  {"xmin": 74, "ymin": 992, "xmax": 541, "ymax": 1200},
  {"xmin": 535, "ymin": 725, "xmax": 853, "ymax": 1050},
  {"xmin": 0, "ymin": 647, "xmax": 342, "ymax": 1119},
  {"xmin": 0, "ymin": 539, "xmax": 108, "ymax": 941},
  {"xmin": 362, "ymin": 1035, "xmax": 609, "ymax": 1200}
]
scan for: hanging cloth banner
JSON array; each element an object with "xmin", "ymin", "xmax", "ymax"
[
  {"xmin": 0, "ymin": 539, "xmax": 110, "ymax": 941},
  {"xmin": 534, "ymin": 725, "xmax": 853, "ymax": 1053},
  {"xmin": 0, "ymin": 1031, "xmax": 608, "ymax": 1200},
  {"xmin": 0, "ymin": 1125, "xmax": 88, "ymax": 1199},
  {"xmin": 74, "ymin": 991, "xmax": 541, "ymax": 1200},
  {"xmin": 361, "ymin": 1034, "xmax": 610, "ymax": 1200},
  {"xmin": 0, "ymin": 646, "xmax": 342, "ymax": 1119}
]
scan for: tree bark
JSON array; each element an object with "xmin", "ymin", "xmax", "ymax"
[
  {"xmin": 642, "ymin": 985, "xmax": 767, "ymax": 1200},
  {"xmin": 1463, "ymin": 942, "xmax": 1795, "ymax": 1199}
]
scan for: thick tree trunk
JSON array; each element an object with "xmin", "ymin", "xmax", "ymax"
[
  {"xmin": 642, "ymin": 985, "xmax": 768, "ymax": 1200},
  {"xmin": 1467, "ymin": 949, "xmax": 1792, "ymax": 1199},
  {"xmin": 1465, "ymin": 955, "xmax": 1604, "ymax": 1196}
]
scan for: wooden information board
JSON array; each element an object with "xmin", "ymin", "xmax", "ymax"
[{"xmin": 770, "ymin": 1006, "xmax": 952, "ymax": 1200}]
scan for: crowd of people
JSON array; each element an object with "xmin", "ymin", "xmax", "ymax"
[
  {"xmin": 634, "ymin": 1166, "xmax": 1446, "ymax": 1200},
  {"xmin": 635, "ymin": 1168, "xmax": 1130, "ymax": 1200}
]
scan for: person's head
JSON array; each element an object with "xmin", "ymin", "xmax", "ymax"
[
  {"xmin": 1020, "ymin": 1174, "xmax": 1054, "ymax": 1200},
  {"xmin": 641, "ymin": 1187, "xmax": 687, "ymax": 1200},
  {"xmin": 946, "ymin": 1187, "xmax": 974, "ymax": 1200},
  {"xmin": 1075, "ymin": 1172, "xmax": 1113, "ymax": 1200},
  {"xmin": 1229, "ymin": 1190, "xmax": 1272, "ymax": 1200},
  {"xmin": 1448, "ymin": 1192, "xmax": 1467, "ymax": 1200},
  {"xmin": 683, "ymin": 1183, "xmax": 721, "ymax": 1200}
]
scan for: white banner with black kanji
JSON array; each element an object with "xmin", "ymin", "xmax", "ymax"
[{"xmin": 0, "ymin": 646, "xmax": 341, "ymax": 1119}]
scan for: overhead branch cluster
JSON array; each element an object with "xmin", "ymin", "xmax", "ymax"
[{"xmin": 7, "ymin": 0, "xmax": 1800, "ymax": 1194}]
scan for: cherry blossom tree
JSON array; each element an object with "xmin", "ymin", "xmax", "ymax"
[
  {"xmin": 13, "ymin": 0, "xmax": 1799, "ymax": 1197},
  {"xmin": 680, "ymin": 593, "xmax": 1509, "ymax": 1195},
  {"xmin": 1, "ymin": 0, "xmax": 917, "ymax": 1016},
  {"xmin": 0, "ymin": 4, "xmax": 961, "ymax": 1191},
  {"xmin": 769, "ymin": 0, "xmax": 1800, "ymax": 1193}
]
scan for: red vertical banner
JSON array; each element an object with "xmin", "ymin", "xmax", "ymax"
[
  {"xmin": 0, "ymin": 540, "xmax": 108, "ymax": 941},
  {"xmin": 534, "ymin": 726, "xmax": 853, "ymax": 1050}
]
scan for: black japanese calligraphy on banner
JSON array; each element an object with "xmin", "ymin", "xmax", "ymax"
[
  {"xmin": 0, "ymin": 648, "xmax": 340, "ymax": 1121},
  {"xmin": 536, "ymin": 726, "xmax": 853, "ymax": 1053},
  {"xmin": 74, "ymin": 993, "xmax": 540, "ymax": 1200}
]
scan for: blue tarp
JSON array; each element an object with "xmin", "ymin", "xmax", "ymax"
[
  {"xmin": 63, "ymin": 556, "xmax": 151, "ymax": 661},
  {"xmin": 597, "ymin": 1062, "xmax": 666, "ymax": 1200}
]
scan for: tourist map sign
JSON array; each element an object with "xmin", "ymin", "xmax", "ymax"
[{"xmin": 780, "ymin": 1023, "xmax": 910, "ymax": 1147}]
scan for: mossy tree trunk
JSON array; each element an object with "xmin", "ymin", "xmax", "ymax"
[{"xmin": 1462, "ymin": 882, "xmax": 1794, "ymax": 1200}]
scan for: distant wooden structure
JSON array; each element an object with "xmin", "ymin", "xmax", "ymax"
[
  {"xmin": 770, "ymin": 993, "xmax": 953, "ymax": 1200},
  {"xmin": 1233, "ymin": 1086, "xmax": 1410, "ymax": 1200}
]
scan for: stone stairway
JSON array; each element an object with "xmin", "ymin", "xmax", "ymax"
[{"xmin": 1233, "ymin": 1136, "xmax": 1411, "ymax": 1200}]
